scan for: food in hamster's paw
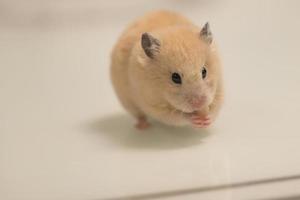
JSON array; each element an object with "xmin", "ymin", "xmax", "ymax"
[
  {"xmin": 190, "ymin": 114, "xmax": 211, "ymax": 128},
  {"xmin": 135, "ymin": 116, "xmax": 150, "ymax": 130}
]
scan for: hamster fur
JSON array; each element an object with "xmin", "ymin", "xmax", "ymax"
[{"xmin": 111, "ymin": 10, "xmax": 223, "ymax": 129}]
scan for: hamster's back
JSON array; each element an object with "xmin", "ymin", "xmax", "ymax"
[{"xmin": 111, "ymin": 10, "xmax": 193, "ymax": 66}]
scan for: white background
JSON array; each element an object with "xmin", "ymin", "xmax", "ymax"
[{"xmin": 1, "ymin": 0, "xmax": 300, "ymax": 199}]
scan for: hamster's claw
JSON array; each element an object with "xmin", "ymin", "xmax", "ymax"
[
  {"xmin": 190, "ymin": 115, "xmax": 211, "ymax": 128},
  {"xmin": 135, "ymin": 117, "xmax": 150, "ymax": 130}
]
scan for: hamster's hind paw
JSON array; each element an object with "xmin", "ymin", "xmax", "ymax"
[
  {"xmin": 135, "ymin": 117, "xmax": 150, "ymax": 130},
  {"xmin": 190, "ymin": 115, "xmax": 211, "ymax": 128}
]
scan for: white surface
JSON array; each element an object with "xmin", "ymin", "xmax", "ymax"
[{"xmin": 1, "ymin": 0, "xmax": 300, "ymax": 199}]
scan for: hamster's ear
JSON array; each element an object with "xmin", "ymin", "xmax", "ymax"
[
  {"xmin": 200, "ymin": 22, "xmax": 213, "ymax": 44},
  {"xmin": 141, "ymin": 32, "xmax": 160, "ymax": 58}
]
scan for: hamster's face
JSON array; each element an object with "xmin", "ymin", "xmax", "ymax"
[
  {"xmin": 140, "ymin": 25, "xmax": 220, "ymax": 113},
  {"xmin": 163, "ymin": 59, "xmax": 217, "ymax": 113},
  {"xmin": 160, "ymin": 45, "xmax": 218, "ymax": 113}
]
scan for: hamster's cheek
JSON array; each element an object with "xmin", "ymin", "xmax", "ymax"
[
  {"xmin": 164, "ymin": 93, "xmax": 186, "ymax": 112},
  {"xmin": 206, "ymin": 92, "xmax": 215, "ymax": 106},
  {"xmin": 206, "ymin": 78, "xmax": 214, "ymax": 88}
]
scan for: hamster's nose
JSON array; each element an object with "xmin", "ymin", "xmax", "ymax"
[{"xmin": 190, "ymin": 96, "xmax": 206, "ymax": 109}]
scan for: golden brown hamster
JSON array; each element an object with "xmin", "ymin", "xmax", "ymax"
[{"xmin": 110, "ymin": 10, "xmax": 223, "ymax": 129}]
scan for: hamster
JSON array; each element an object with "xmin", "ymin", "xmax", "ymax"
[{"xmin": 110, "ymin": 10, "xmax": 223, "ymax": 129}]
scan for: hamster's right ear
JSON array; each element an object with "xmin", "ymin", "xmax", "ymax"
[
  {"xmin": 200, "ymin": 22, "xmax": 213, "ymax": 44},
  {"xmin": 141, "ymin": 33, "xmax": 161, "ymax": 59}
]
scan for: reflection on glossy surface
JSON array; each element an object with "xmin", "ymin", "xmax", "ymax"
[
  {"xmin": 101, "ymin": 174, "xmax": 300, "ymax": 200},
  {"xmin": 84, "ymin": 114, "xmax": 211, "ymax": 150}
]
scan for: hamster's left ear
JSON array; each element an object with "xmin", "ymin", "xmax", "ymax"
[
  {"xmin": 141, "ymin": 32, "xmax": 161, "ymax": 59},
  {"xmin": 200, "ymin": 22, "xmax": 213, "ymax": 44}
]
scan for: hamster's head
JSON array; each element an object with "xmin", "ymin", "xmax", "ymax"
[{"xmin": 139, "ymin": 23, "xmax": 220, "ymax": 113}]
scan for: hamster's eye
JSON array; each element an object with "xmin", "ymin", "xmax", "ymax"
[
  {"xmin": 201, "ymin": 66, "xmax": 207, "ymax": 79},
  {"xmin": 171, "ymin": 73, "xmax": 182, "ymax": 84}
]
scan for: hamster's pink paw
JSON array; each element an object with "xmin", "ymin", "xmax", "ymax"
[
  {"xmin": 135, "ymin": 117, "xmax": 150, "ymax": 130},
  {"xmin": 190, "ymin": 115, "xmax": 211, "ymax": 128}
]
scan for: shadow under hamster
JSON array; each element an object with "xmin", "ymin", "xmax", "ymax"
[{"xmin": 83, "ymin": 113, "xmax": 213, "ymax": 150}]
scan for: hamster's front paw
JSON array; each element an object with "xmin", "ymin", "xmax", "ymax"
[{"xmin": 190, "ymin": 114, "xmax": 211, "ymax": 128}]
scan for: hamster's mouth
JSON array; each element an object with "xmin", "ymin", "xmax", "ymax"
[
  {"xmin": 175, "ymin": 106, "xmax": 199, "ymax": 114},
  {"xmin": 165, "ymin": 95, "xmax": 205, "ymax": 114},
  {"xmin": 167, "ymin": 100, "xmax": 200, "ymax": 114}
]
